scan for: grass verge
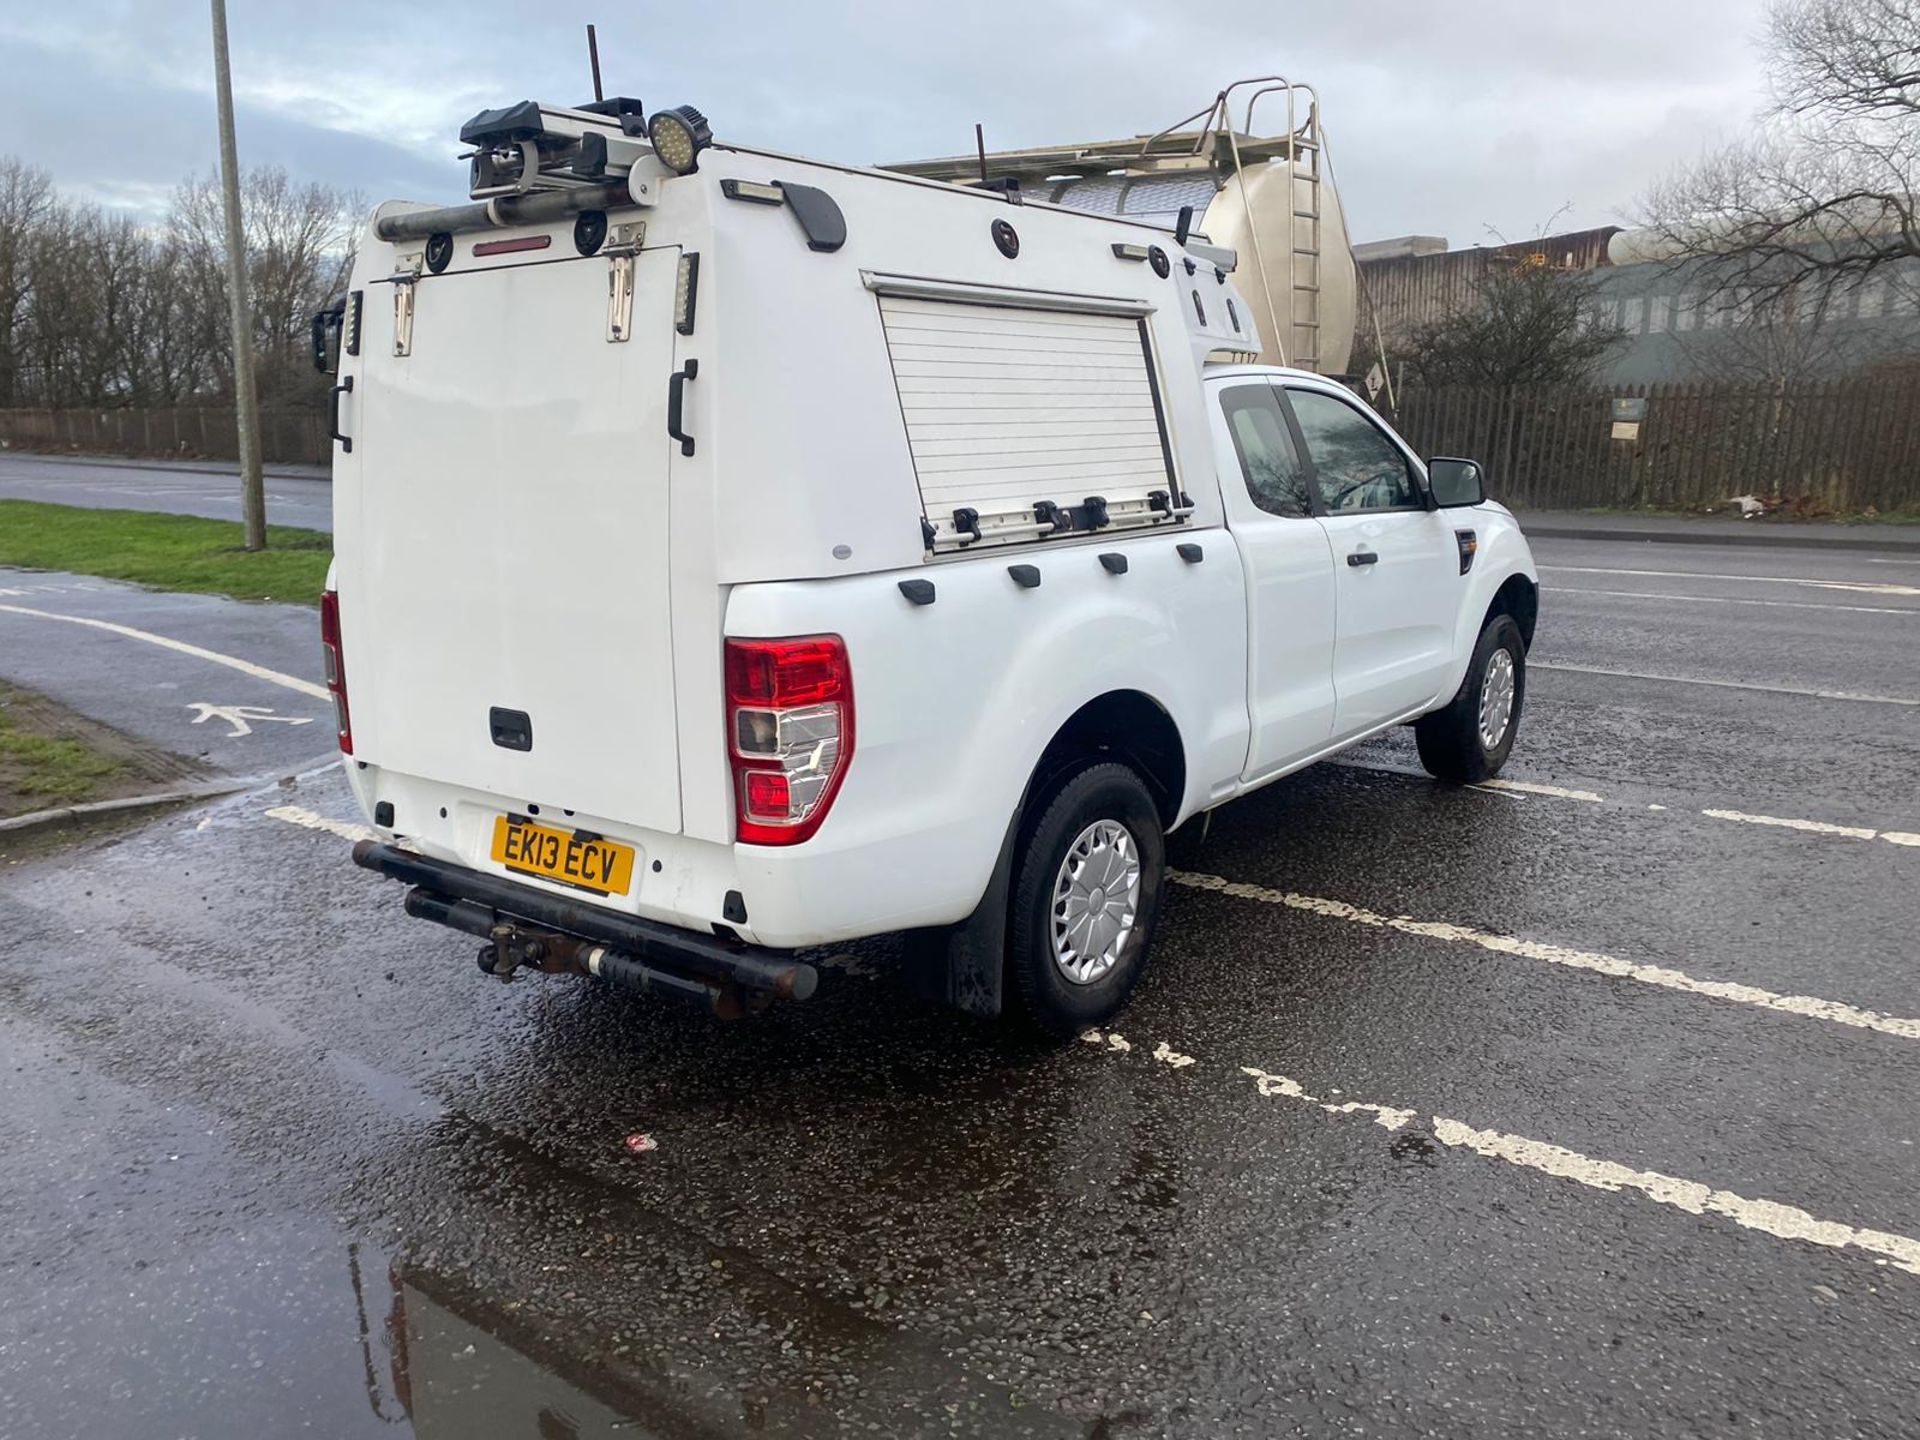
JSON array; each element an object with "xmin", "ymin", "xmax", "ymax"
[
  {"xmin": 0, "ymin": 683, "xmax": 127, "ymax": 816},
  {"xmin": 0, "ymin": 500, "xmax": 331, "ymax": 603}
]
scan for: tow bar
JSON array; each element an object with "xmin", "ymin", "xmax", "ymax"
[{"xmin": 352, "ymin": 841, "xmax": 818, "ymax": 1017}]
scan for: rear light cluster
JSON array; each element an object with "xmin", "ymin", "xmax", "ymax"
[
  {"xmin": 724, "ymin": 635, "xmax": 853, "ymax": 845},
  {"xmin": 319, "ymin": 590, "xmax": 353, "ymax": 754}
]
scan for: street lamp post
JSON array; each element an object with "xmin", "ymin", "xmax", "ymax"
[{"xmin": 209, "ymin": 0, "xmax": 267, "ymax": 551}]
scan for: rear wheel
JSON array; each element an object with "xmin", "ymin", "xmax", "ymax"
[
  {"xmin": 1006, "ymin": 760, "xmax": 1165, "ymax": 1038},
  {"xmin": 1414, "ymin": 613, "xmax": 1526, "ymax": 783}
]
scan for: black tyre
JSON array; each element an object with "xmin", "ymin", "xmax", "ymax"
[
  {"xmin": 1006, "ymin": 760, "xmax": 1166, "ymax": 1038},
  {"xmin": 1414, "ymin": 613, "xmax": 1526, "ymax": 784}
]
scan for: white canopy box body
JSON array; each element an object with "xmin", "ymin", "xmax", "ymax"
[{"xmin": 331, "ymin": 140, "xmax": 1259, "ymax": 936}]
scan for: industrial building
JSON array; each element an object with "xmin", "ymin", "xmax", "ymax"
[{"xmin": 1356, "ymin": 227, "xmax": 1920, "ymax": 384}]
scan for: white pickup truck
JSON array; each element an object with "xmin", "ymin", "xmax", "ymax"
[{"xmin": 322, "ymin": 97, "xmax": 1539, "ymax": 1035}]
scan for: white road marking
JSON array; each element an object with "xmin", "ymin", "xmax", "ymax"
[
  {"xmin": 265, "ymin": 804, "xmax": 377, "ymax": 843},
  {"xmin": 1169, "ymin": 869, "xmax": 1920, "ymax": 1040},
  {"xmin": 1474, "ymin": 778, "xmax": 1605, "ymax": 803},
  {"xmin": 1242, "ymin": 1063, "xmax": 1920, "ymax": 1277},
  {"xmin": 1431, "ymin": 1117, "xmax": 1920, "ymax": 1277},
  {"xmin": 1243, "ymin": 1067, "xmax": 1415, "ymax": 1130},
  {"xmin": 0, "ymin": 603, "xmax": 328, "ymax": 700},
  {"xmin": 1532, "ymin": 660, "xmax": 1920, "ymax": 706},
  {"xmin": 1552, "ymin": 586, "xmax": 1918, "ymax": 617},
  {"xmin": 1095, "ymin": 1046, "xmax": 1920, "ymax": 1278},
  {"xmin": 1703, "ymin": 808, "xmax": 1878, "ymax": 840},
  {"xmin": 187, "ymin": 702, "xmax": 316, "ymax": 738},
  {"xmin": 1700, "ymin": 809, "xmax": 1920, "ymax": 850},
  {"xmin": 1152, "ymin": 1041, "xmax": 1197, "ymax": 1069},
  {"xmin": 1344, "ymin": 756, "xmax": 1915, "ymax": 852},
  {"xmin": 1542, "ymin": 564, "xmax": 1920, "ymax": 597}
]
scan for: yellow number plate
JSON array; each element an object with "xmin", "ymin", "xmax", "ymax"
[{"xmin": 490, "ymin": 816, "xmax": 636, "ymax": 896}]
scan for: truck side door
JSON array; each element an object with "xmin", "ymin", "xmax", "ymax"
[
  {"xmin": 1205, "ymin": 377, "xmax": 1338, "ymax": 781},
  {"xmin": 1281, "ymin": 385, "xmax": 1459, "ymax": 739}
]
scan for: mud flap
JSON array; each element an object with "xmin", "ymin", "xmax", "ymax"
[{"xmin": 903, "ymin": 807, "xmax": 1021, "ymax": 1018}]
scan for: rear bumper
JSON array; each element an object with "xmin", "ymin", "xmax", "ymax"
[
  {"xmin": 345, "ymin": 763, "xmax": 1005, "ymax": 947},
  {"xmin": 353, "ymin": 841, "xmax": 818, "ymax": 1003}
]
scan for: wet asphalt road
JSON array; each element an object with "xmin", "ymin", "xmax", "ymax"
[
  {"xmin": 4, "ymin": 536, "xmax": 1920, "ymax": 1437},
  {"xmin": 0, "ymin": 454, "xmax": 333, "ymax": 530}
]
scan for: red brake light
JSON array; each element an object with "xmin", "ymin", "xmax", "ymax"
[
  {"xmin": 319, "ymin": 589, "xmax": 353, "ymax": 755},
  {"xmin": 725, "ymin": 637, "xmax": 850, "ymax": 708},
  {"xmin": 724, "ymin": 636, "xmax": 853, "ymax": 845}
]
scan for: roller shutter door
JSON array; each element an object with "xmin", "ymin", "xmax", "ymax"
[{"xmin": 878, "ymin": 294, "xmax": 1175, "ymax": 545}]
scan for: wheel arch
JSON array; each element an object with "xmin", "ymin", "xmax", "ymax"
[
  {"xmin": 1030, "ymin": 688, "xmax": 1187, "ymax": 831},
  {"xmin": 1486, "ymin": 571, "xmax": 1539, "ymax": 650}
]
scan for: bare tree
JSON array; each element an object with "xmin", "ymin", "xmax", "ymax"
[
  {"xmin": 167, "ymin": 166, "xmax": 360, "ymax": 406},
  {"xmin": 1675, "ymin": 286, "xmax": 1872, "ymax": 384},
  {"xmin": 1638, "ymin": 0, "xmax": 1920, "ymax": 308},
  {"xmin": 0, "ymin": 157, "xmax": 54, "ymax": 407},
  {"xmin": 0, "ymin": 153, "xmax": 358, "ymax": 418},
  {"xmin": 1395, "ymin": 250, "xmax": 1627, "ymax": 388}
]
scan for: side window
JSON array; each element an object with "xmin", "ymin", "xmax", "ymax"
[
  {"xmin": 1286, "ymin": 388, "xmax": 1420, "ymax": 513},
  {"xmin": 1217, "ymin": 384, "xmax": 1312, "ymax": 518}
]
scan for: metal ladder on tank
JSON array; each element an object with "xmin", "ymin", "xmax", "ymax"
[
  {"xmin": 1279, "ymin": 97, "xmax": 1323, "ymax": 372},
  {"xmin": 1142, "ymin": 78, "xmax": 1328, "ymax": 370}
]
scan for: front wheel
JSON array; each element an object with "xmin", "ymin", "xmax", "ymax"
[
  {"xmin": 1006, "ymin": 760, "xmax": 1166, "ymax": 1038},
  {"xmin": 1414, "ymin": 613, "xmax": 1526, "ymax": 783}
]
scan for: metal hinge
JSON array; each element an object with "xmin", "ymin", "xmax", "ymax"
[
  {"xmin": 391, "ymin": 252, "xmax": 423, "ymax": 357},
  {"xmin": 606, "ymin": 221, "xmax": 646, "ymax": 343}
]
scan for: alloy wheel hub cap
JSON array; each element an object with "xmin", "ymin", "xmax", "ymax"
[
  {"xmin": 1480, "ymin": 647, "xmax": 1517, "ymax": 750},
  {"xmin": 1051, "ymin": 819, "xmax": 1141, "ymax": 986}
]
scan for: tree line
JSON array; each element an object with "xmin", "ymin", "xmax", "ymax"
[
  {"xmin": 1362, "ymin": 0, "xmax": 1920, "ymax": 394},
  {"xmin": 0, "ymin": 156, "xmax": 358, "ymax": 414}
]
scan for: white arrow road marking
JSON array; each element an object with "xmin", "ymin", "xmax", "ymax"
[
  {"xmin": 1169, "ymin": 870, "xmax": 1920, "ymax": 1040},
  {"xmin": 0, "ymin": 603, "xmax": 327, "ymax": 699},
  {"xmin": 187, "ymin": 702, "xmax": 317, "ymax": 739}
]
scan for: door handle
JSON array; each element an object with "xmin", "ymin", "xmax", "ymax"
[
  {"xmin": 667, "ymin": 359, "xmax": 698, "ymax": 456},
  {"xmin": 328, "ymin": 374, "xmax": 353, "ymax": 454},
  {"xmin": 1347, "ymin": 550, "xmax": 1378, "ymax": 567}
]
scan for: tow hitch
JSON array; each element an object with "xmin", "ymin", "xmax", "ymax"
[{"xmin": 353, "ymin": 841, "xmax": 818, "ymax": 1018}]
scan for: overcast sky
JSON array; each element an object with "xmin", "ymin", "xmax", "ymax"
[{"xmin": 1, "ymin": 0, "xmax": 1770, "ymax": 246}]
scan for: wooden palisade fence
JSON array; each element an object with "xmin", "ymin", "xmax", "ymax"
[
  {"xmin": 0, "ymin": 407, "xmax": 331, "ymax": 468},
  {"xmin": 4, "ymin": 375, "xmax": 1920, "ymax": 511},
  {"xmin": 1388, "ymin": 375, "xmax": 1920, "ymax": 513}
]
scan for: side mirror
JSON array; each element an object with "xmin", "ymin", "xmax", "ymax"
[
  {"xmin": 1427, "ymin": 457, "xmax": 1485, "ymax": 508},
  {"xmin": 311, "ymin": 304, "xmax": 344, "ymax": 375}
]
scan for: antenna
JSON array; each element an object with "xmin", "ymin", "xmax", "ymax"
[
  {"xmin": 585, "ymin": 23, "xmax": 604, "ymax": 103},
  {"xmin": 975, "ymin": 123, "xmax": 988, "ymax": 185}
]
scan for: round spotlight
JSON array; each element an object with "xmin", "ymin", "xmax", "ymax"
[{"xmin": 647, "ymin": 105, "xmax": 712, "ymax": 176}]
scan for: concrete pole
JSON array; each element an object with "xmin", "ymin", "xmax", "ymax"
[{"xmin": 209, "ymin": 0, "xmax": 267, "ymax": 551}]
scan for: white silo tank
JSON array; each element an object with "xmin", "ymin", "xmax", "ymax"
[{"xmin": 1202, "ymin": 161, "xmax": 1356, "ymax": 374}]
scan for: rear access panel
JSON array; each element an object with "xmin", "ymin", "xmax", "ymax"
[{"xmin": 348, "ymin": 245, "xmax": 684, "ymax": 833}]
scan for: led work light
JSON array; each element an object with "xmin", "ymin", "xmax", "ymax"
[{"xmin": 647, "ymin": 105, "xmax": 712, "ymax": 175}]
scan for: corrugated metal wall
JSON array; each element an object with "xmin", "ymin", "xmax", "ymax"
[{"xmin": 1357, "ymin": 227, "xmax": 1620, "ymax": 341}]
